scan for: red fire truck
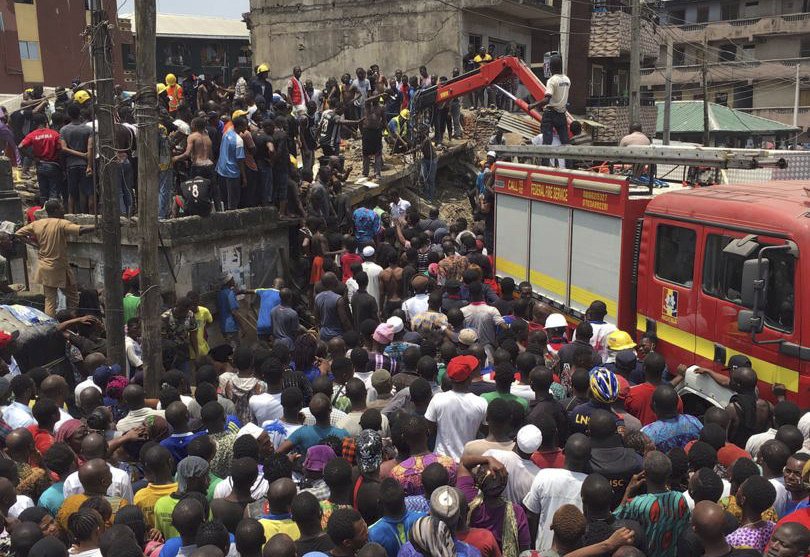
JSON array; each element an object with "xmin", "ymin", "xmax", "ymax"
[{"xmin": 490, "ymin": 145, "xmax": 806, "ymax": 405}]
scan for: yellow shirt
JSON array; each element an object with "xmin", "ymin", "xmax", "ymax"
[
  {"xmin": 259, "ymin": 517, "xmax": 300, "ymax": 542},
  {"xmin": 16, "ymin": 218, "xmax": 82, "ymax": 288},
  {"xmin": 134, "ymin": 482, "xmax": 178, "ymax": 528},
  {"xmin": 191, "ymin": 306, "xmax": 213, "ymax": 359}
]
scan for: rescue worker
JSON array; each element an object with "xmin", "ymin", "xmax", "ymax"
[
  {"xmin": 251, "ymin": 64, "xmax": 273, "ymax": 100},
  {"xmin": 386, "ymin": 109, "xmax": 410, "ymax": 154},
  {"xmin": 287, "ymin": 66, "xmax": 308, "ymax": 117},
  {"xmin": 165, "ymin": 74, "xmax": 183, "ymax": 116},
  {"xmin": 73, "ymin": 90, "xmax": 91, "ymax": 106}
]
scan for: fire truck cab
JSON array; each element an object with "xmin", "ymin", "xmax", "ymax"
[{"xmin": 492, "ymin": 160, "xmax": 809, "ymax": 405}]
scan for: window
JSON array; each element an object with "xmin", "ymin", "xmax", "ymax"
[
  {"xmin": 715, "ymin": 92, "xmax": 728, "ymax": 105},
  {"xmin": 18, "ymin": 41, "xmax": 40, "ymax": 60},
  {"xmin": 670, "ymin": 9, "xmax": 686, "ymax": 23},
  {"xmin": 697, "ymin": 6, "xmax": 710, "ymax": 21},
  {"xmin": 201, "ymin": 43, "xmax": 225, "ymax": 66},
  {"xmin": 721, "ymin": 3, "xmax": 739, "ymax": 19},
  {"xmin": 741, "ymin": 44, "xmax": 756, "ymax": 61},
  {"xmin": 590, "ymin": 65, "xmax": 605, "ymax": 96},
  {"xmin": 702, "ymin": 234, "xmax": 795, "ymax": 331},
  {"xmin": 121, "ymin": 43, "xmax": 135, "ymax": 70},
  {"xmin": 14, "ymin": 0, "xmax": 34, "ymax": 4},
  {"xmin": 468, "ymin": 34, "xmax": 482, "ymax": 53},
  {"xmin": 673, "ymin": 47, "xmax": 686, "ymax": 66},
  {"xmin": 655, "ymin": 224, "xmax": 696, "ymax": 286},
  {"xmin": 0, "ymin": 13, "xmax": 4, "ymax": 32},
  {"xmin": 801, "ymin": 38, "xmax": 810, "ymax": 57},
  {"xmin": 719, "ymin": 44, "xmax": 736, "ymax": 61}
]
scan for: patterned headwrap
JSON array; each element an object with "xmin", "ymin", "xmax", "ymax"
[
  {"xmin": 54, "ymin": 419, "xmax": 84, "ymax": 443},
  {"xmin": 144, "ymin": 415, "xmax": 170, "ymax": 442},
  {"xmin": 409, "ymin": 516, "xmax": 455, "ymax": 557},
  {"xmin": 356, "ymin": 429, "xmax": 382, "ymax": 474}
]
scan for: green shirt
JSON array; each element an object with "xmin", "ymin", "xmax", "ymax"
[
  {"xmin": 207, "ymin": 474, "xmax": 223, "ymax": 502},
  {"xmin": 123, "ymin": 293, "xmax": 141, "ymax": 323},
  {"xmin": 481, "ymin": 390, "xmax": 529, "ymax": 410}
]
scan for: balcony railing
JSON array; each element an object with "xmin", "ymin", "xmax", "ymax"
[
  {"xmin": 586, "ymin": 95, "xmax": 657, "ymax": 107},
  {"xmin": 664, "ymin": 12, "xmax": 810, "ymax": 41}
]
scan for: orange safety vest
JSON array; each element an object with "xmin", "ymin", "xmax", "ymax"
[{"xmin": 166, "ymin": 84, "xmax": 183, "ymax": 112}]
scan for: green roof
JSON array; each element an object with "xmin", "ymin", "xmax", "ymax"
[{"xmin": 655, "ymin": 101, "xmax": 799, "ymax": 134}]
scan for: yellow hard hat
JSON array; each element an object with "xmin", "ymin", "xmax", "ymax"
[
  {"xmin": 24, "ymin": 88, "xmax": 34, "ymax": 94},
  {"xmin": 232, "ymin": 110, "xmax": 248, "ymax": 120},
  {"xmin": 165, "ymin": 73, "xmax": 177, "ymax": 86},
  {"xmin": 607, "ymin": 330, "xmax": 636, "ymax": 351},
  {"xmin": 400, "ymin": 109, "xmax": 410, "ymax": 120},
  {"xmin": 289, "ymin": 154, "xmax": 297, "ymax": 166},
  {"xmin": 156, "ymin": 83, "xmax": 167, "ymax": 95},
  {"xmin": 73, "ymin": 90, "xmax": 91, "ymax": 104},
  {"xmin": 256, "ymin": 64, "xmax": 269, "ymax": 75}
]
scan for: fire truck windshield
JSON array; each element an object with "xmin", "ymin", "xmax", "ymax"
[{"xmin": 703, "ymin": 235, "xmax": 795, "ymax": 332}]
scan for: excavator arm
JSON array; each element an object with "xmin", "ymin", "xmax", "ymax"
[{"xmin": 411, "ymin": 56, "xmax": 551, "ymax": 123}]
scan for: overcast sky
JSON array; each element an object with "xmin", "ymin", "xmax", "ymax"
[{"xmin": 119, "ymin": 0, "xmax": 250, "ymax": 19}]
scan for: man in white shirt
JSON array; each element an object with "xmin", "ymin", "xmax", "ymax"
[
  {"xmin": 3, "ymin": 375, "xmax": 36, "ymax": 429},
  {"xmin": 484, "ymin": 424, "xmax": 543, "ymax": 505},
  {"xmin": 116, "ymin": 384, "xmax": 163, "ymax": 433},
  {"xmin": 746, "ymin": 400, "xmax": 801, "ymax": 459},
  {"xmin": 125, "ymin": 318, "xmax": 143, "ymax": 377},
  {"xmin": 62, "ymin": 432, "xmax": 134, "ymax": 502},
  {"xmin": 73, "ymin": 352, "xmax": 106, "ymax": 404},
  {"xmin": 582, "ymin": 300, "xmax": 617, "ymax": 363},
  {"xmin": 424, "ymin": 355, "xmax": 487, "ymax": 460},
  {"xmin": 249, "ymin": 356, "xmax": 285, "ymax": 425},
  {"xmin": 389, "ymin": 191, "xmax": 411, "ymax": 222},
  {"xmin": 402, "ymin": 275, "xmax": 430, "ymax": 325},
  {"xmin": 523, "ymin": 433, "xmax": 591, "ymax": 550},
  {"xmin": 360, "ymin": 246, "xmax": 383, "ymax": 306}
]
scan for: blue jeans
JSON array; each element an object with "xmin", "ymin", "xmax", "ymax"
[
  {"xmin": 421, "ymin": 158, "xmax": 437, "ymax": 201},
  {"xmin": 158, "ymin": 169, "xmax": 174, "ymax": 219},
  {"xmin": 36, "ymin": 162, "xmax": 64, "ymax": 204},
  {"xmin": 258, "ymin": 164, "xmax": 273, "ymax": 205}
]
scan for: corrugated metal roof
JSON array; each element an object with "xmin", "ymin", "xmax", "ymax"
[
  {"xmin": 121, "ymin": 13, "xmax": 249, "ymax": 40},
  {"xmin": 655, "ymin": 100, "xmax": 799, "ymax": 134}
]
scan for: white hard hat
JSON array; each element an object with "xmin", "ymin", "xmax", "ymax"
[
  {"xmin": 486, "ymin": 150, "xmax": 496, "ymax": 158},
  {"xmin": 545, "ymin": 313, "xmax": 568, "ymax": 329}
]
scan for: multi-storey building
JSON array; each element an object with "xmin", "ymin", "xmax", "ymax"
[{"xmin": 645, "ymin": 0, "xmax": 810, "ymax": 135}]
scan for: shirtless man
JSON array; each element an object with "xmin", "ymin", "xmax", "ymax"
[
  {"xmin": 173, "ymin": 117, "xmax": 213, "ymax": 180},
  {"xmin": 379, "ymin": 252, "xmax": 404, "ymax": 318}
]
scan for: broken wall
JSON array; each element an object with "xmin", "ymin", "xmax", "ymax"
[
  {"xmin": 32, "ymin": 207, "xmax": 295, "ymax": 302},
  {"xmin": 247, "ymin": 0, "xmax": 463, "ymax": 89}
]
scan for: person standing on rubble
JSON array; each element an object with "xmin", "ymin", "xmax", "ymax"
[{"xmin": 530, "ymin": 54, "xmax": 571, "ymax": 167}]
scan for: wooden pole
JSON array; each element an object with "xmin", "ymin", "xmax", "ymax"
[
  {"xmin": 134, "ymin": 0, "xmax": 163, "ymax": 397},
  {"xmin": 90, "ymin": 0, "xmax": 125, "ymax": 367},
  {"xmin": 629, "ymin": 0, "xmax": 641, "ymax": 126},
  {"xmin": 663, "ymin": 36, "xmax": 673, "ymax": 145}
]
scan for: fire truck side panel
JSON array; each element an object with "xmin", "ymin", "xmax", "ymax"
[
  {"xmin": 529, "ymin": 202, "xmax": 571, "ymax": 309},
  {"xmin": 568, "ymin": 211, "xmax": 622, "ymax": 323},
  {"xmin": 494, "ymin": 194, "xmax": 531, "ymax": 284}
]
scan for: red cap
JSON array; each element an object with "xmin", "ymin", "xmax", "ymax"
[
  {"xmin": 0, "ymin": 330, "xmax": 15, "ymax": 348},
  {"xmin": 122, "ymin": 267, "xmax": 140, "ymax": 282},
  {"xmin": 447, "ymin": 355, "xmax": 479, "ymax": 382}
]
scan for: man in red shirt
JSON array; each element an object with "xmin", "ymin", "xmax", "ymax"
[
  {"xmin": 18, "ymin": 113, "xmax": 63, "ymax": 205},
  {"xmin": 624, "ymin": 351, "xmax": 683, "ymax": 426}
]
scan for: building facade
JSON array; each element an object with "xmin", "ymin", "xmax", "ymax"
[
  {"xmin": 0, "ymin": 0, "xmax": 130, "ymax": 94},
  {"xmin": 644, "ymin": 0, "xmax": 810, "ymax": 136},
  {"xmin": 586, "ymin": 0, "xmax": 661, "ymax": 143},
  {"xmin": 246, "ymin": 0, "xmax": 590, "ymax": 114},
  {"xmin": 119, "ymin": 13, "xmax": 252, "ymax": 85}
]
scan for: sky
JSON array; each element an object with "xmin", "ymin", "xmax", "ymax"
[{"xmin": 119, "ymin": 0, "xmax": 250, "ymax": 19}]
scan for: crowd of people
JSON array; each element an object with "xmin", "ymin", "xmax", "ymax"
[
  {"xmin": 3, "ymin": 53, "xmax": 810, "ymax": 557},
  {"xmin": 4, "ymin": 185, "xmax": 810, "ymax": 557}
]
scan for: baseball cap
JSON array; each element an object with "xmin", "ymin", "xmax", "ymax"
[
  {"xmin": 303, "ymin": 445, "xmax": 336, "ymax": 473},
  {"xmin": 516, "ymin": 424, "xmax": 543, "ymax": 453},
  {"xmin": 447, "ymin": 355, "xmax": 479, "ymax": 382},
  {"xmin": 725, "ymin": 354, "xmax": 752, "ymax": 370},
  {"xmin": 371, "ymin": 369, "xmax": 392, "ymax": 391},
  {"xmin": 362, "ymin": 246, "xmax": 375, "ymax": 258},
  {"xmin": 373, "ymin": 323, "xmax": 395, "ymax": 344},
  {"xmin": 615, "ymin": 349, "xmax": 637, "ymax": 372},
  {"xmin": 458, "ymin": 329, "xmax": 478, "ymax": 346},
  {"xmin": 386, "ymin": 316, "xmax": 404, "ymax": 334}
]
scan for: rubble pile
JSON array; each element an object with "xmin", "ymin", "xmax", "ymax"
[
  {"xmin": 12, "ymin": 171, "xmax": 40, "ymax": 207},
  {"xmin": 461, "ymin": 108, "xmax": 501, "ymax": 156}
]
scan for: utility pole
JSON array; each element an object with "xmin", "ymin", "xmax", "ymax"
[
  {"xmin": 90, "ymin": 0, "xmax": 125, "ymax": 367},
  {"xmin": 135, "ymin": 0, "xmax": 162, "ymax": 397},
  {"xmin": 702, "ymin": 37, "xmax": 710, "ymax": 146},
  {"xmin": 793, "ymin": 63, "xmax": 801, "ymax": 147},
  {"xmin": 560, "ymin": 0, "xmax": 571, "ymax": 74},
  {"xmin": 629, "ymin": 0, "xmax": 641, "ymax": 126},
  {"xmin": 663, "ymin": 36, "xmax": 673, "ymax": 145}
]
